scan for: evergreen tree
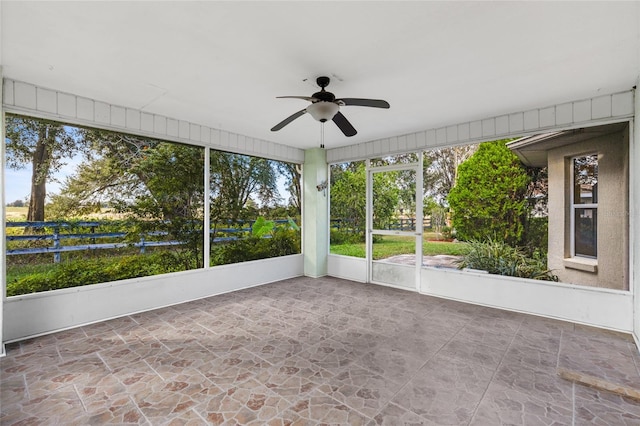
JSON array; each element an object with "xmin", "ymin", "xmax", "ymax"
[{"xmin": 448, "ymin": 139, "xmax": 530, "ymax": 245}]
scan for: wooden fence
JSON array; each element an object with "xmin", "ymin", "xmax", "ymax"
[
  {"xmin": 6, "ymin": 220, "xmax": 290, "ymax": 263},
  {"xmin": 330, "ymin": 217, "xmax": 432, "ymax": 231}
]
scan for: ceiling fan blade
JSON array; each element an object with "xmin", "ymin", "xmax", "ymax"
[
  {"xmin": 276, "ymin": 96, "xmax": 317, "ymax": 102},
  {"xmin": 271, "ymin": 109, "xmax": 307, "ymax": 131},
  {"xmin": 336, "ymin": 98, "xmax": 390, "ymax": 108},
  {"xmin": 332, "ymin": 111, "xmax": 357, "ymax": 137}
]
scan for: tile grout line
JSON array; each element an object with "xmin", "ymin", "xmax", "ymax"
[
  {"xmin": 143, "ymin": 359, "xmax": 166, "ymax": 382},
  {"xmin": 72, "ymin": 384, "xmax": 88, "ymax": 413},
  {"xmin": 129, "ymin": 395, "xmax": 152, "ymax": 425},
  {"xmin": 572, "ymin": 382, "xmax": 576, "ymax": 426},
  {"xmin": 95, "ymin": 351, "xmax": 113, "ymax": 372},
  {"xmin": 189, "ymin": 407, "xmax": 211, "ymax": 424},
  {"xmin": 467, "ymin": 318, "xmax": 524, "ymax": 425},
  {"xmin": 55, "ymin": 343, "xmax": 64, "ymax": 363},
  {"xmin": 22, "ymin": 373, "xmax": 31, "ymax": 401},
  {"xmin": 629, "ymin": 341, "xmax": 640, "ymax": 377}
]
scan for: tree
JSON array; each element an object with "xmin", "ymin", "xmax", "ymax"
[
  {"xmin": 7, "ymin": 200, "xmax": 25, "ymax": 207},
  {"xmin": 123, "ymin": 142, "xmax": 205, "ymax": 267},
  {"xmin": 51, "ymin": 129, "xmax": 200, "ymax": 221},
  {"xmin": 447, "ymin": 139, "xmax": 530, "ymax": 246},
  {"xmin": 50, "ymin": 128, "xmax": 206, "ymax": 266},
  {"xmin": 423, "ymin": 145, "xmax": 477, "ymax": 205},
  {"xmin": 5, "ymin": 115, "xmax": 80, "ymax": 221},
  {"xmin": 277, "ymin": 162, "xmax": 301, "ymax": 212},
  {"xmin": 330, "ymin": 162, "xmax": 399, "ymax": 238},
  {"xmin": 209, "ymin": 152, "xmax": 279, "ymax": 224}
]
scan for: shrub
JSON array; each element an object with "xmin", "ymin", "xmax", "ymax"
[
  {"xmin": 448, "ymin": 140, "xmax": 530, "ymax": 246},
  {"xmin": 522, "ymin": 216, "xmax": 548, "ymax": 256},
  {"xmin": 330, "ymin": 228, "xmax": 365, "ymax": 245},
  {"xmin": 457, "ymin": 238, "xmax": 557, "ymax": 281},
  {"xmin": 6, "ymin": 251, "xmax": 193, "ymax": 296},
  {"xmin": 211, "ymin": 228, "xmax": 300, "ymax": 266},
  {"xmin": 441, "ymin": 226, "xmax": 453, "ymax": 240}
]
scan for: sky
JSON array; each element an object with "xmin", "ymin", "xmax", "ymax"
[
  {"xmin": 4, "ymin": 155, "xmax": 83, "ymax": 204},
  {"xmin": 4, "ymin": 168, "xmax": 32, "ymax": 203},
  {"xmin": 4, "ymin": 155, "xmax": 291, "ymax": 208}
]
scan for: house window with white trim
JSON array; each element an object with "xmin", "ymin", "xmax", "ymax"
[{"xmin": 571, "ymin": 154, "xmax": 598, "ymax": 258}]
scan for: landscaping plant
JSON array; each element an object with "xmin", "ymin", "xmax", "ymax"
[{"xmin": 457, "ymin": 238, "xmax": 557, "ymax": 281}]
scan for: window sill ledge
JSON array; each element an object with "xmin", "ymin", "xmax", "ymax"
[{"xmin": 563, "ymin": 257, "xmax": 598, "ymax": 273}]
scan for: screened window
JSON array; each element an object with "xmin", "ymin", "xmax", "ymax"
[{"xmin": 4, "ymin": 113, "xmax": 300, "ymax": 297}]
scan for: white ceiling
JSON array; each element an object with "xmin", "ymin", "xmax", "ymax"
[{"xmin": 1, "ymin": 1, "xmax": 639, "ymax": 150}]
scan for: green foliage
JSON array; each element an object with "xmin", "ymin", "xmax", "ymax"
[
  {"xmin": 330, "ymin": 163, "xmax": 367, "ymax": 237},
  {"xmin": 330, "ymin": 162, "xmax": 400, "ymax": 240},
  {"xmin": 423, "ymin": 145, "xmax": 477, "ymax": 204},
  {"xmin": 448, "ymin": 140, "xmax": 530, "ymax": 246},
  {"xmin": 457, "ymin": 238, "xmax": 557, "ymax": 281},
  {"xmin": 441, "ymin": 226, "xmax": 453, "ymax": 240},
  {"xmin": 6, "ymin": 219, "xmax": 300, "ymax": 296},
  {"xmin": 430, "ymin": 205, "xmax": 448, "ymax": 238},
  {"xmin": 210, "ymin": 152, "xmax": 279, "ymax": 223},
  {"xmin": 276, "ymin": 162, "xmax": 302, "ymax": 211},
  {"xmin": 6, "ymin": 251, "xmax": 195, "ymax": 296},
  {"xmin": 286, "ymin": 217, "xmax": 300, "ymax": 231},
  {"xmin": 330, "ymin": 228, "xmax": 365, "ymax": 245},
  {"xmin": 112, "ymin": 142, "xmax": 205, "ymax": 266},
  {"xmin": 522, "ymin": 217, "xmax": 548, "ymax": 256},
  {"xmin": 251, "ymin": 217, "xmax": 275, "ymax": 237},
  {"xmin": 372, "ymin": 176, "xmax": 401, "ymax": 229},
  {"xmin": 211, "ymin": 228, "xmax": 300, "ymax": 266}
]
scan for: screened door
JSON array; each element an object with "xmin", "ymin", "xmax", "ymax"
[{"xmin": 367, "ymin": 161, "xmax": 423, "ymax": 290}]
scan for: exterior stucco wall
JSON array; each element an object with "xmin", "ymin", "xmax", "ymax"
[{"xmin": 547, "ymin": 125, "xmax": 629, "ymax": 290}]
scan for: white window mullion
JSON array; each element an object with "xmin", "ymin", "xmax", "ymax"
[
  {"xmin": 204, "ymin": 148, "xmax": 210, "ymax": 268},
  {"xmin": 571, "ymin": 154, "xmax": 598, "ymax": 259}
]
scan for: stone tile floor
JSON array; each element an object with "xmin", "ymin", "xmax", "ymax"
[{"xmin": 1, "ymin": 276, "xmax": 640, "ymax": 425}]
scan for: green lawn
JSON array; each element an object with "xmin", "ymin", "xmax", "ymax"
[
  {"xmin": 6, "ymin": 263, "xmax": 54, "ymax": 284},
  {"xmin": 330, "ymin": 235, "xmax": 468, "ymax": 259}
]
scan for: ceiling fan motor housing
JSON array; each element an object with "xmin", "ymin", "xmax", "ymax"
[
  {"xmin": 312, "ymin": 76, "xmax": 336, "ymax": 102},
  {"xmin": 316, "ymin": 76, "xmax": 331, "ymax": 88}
]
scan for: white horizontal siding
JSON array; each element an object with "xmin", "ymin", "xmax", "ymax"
[
  {"xmin": 2, "ymin": 79, "xmax": 304, "ymax": 164},
  {"xmin": 327, "ymin": 90, "xmax": 635, "ymax": 163}
]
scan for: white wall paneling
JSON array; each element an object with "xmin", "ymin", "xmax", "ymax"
[
  {"xmin": 421, "ymin": 268, "xmax": 633, "ymax": 332},
  {"xmin": 327, "ymin": 255, "xmax": 367, "ymax": 283},
  {"xmin": 2, "ymin": 79, "xmax": 304, "ymax": 164},
  {"xmin": 3, "ymin": 254, "xmax": 303, "ymax": 342},
  {"xmin": 327, "ymin": 90, "xmax": 635, "ymax": 163}
]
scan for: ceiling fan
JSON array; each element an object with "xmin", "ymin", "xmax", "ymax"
[{"xmin": 271, "ymin": 76, "xmax": 390, "ymax": 137}]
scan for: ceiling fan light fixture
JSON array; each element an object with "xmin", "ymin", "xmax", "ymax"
[{"xmin": 306, "ymin": 101, "xmax": 339, "ymax": 122}]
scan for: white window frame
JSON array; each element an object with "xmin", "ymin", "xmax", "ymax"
[{"xmin": 570, "ymin": 153, "xmax": 598, "ymax": 259}]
